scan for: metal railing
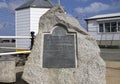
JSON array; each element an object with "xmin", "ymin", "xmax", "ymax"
[{"xmin": 0, "ymin": 32, "xmax": 35, "ymax": 56}]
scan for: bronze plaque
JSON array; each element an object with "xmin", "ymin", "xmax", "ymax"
[{"xmin": 43, "ymin": 26, "xmax": 76, "ymax": 68}]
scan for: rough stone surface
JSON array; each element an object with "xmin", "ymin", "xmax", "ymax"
[
  {"xmin": 0, "ymin": 58, "xmax": 16, "ymax": 83},
  {"xmin": 22, "ymin": 6, "xmax": 106, "ymax": 84}
]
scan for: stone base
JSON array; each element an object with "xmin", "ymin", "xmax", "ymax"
[{"xmin": 0, "ymin": 58, "xmax": 16, "ymax": 83}]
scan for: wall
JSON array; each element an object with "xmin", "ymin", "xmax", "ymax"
[
  {"xmin": 15, "ymin": 9, "xmax": 31, "ymax": 50},
  {"xmin": 15, "ymin": 8, "xmax": 50, "ymax": 50},
  {"xmin": 88, "ymin": 20, "xmax": 120, "ymax": 41},
  {"xmin": 30, "ymin": 8, "xmax": 49, "ymax": 35}
]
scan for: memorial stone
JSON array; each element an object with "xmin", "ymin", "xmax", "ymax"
[{"xmin": 22, "ymin": 6, "xmax": 106, "ymax": 84}]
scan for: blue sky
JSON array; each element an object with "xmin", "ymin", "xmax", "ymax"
[{"xmin": 0, "ymin": 0, "xmax": 120, "ymax": 36}]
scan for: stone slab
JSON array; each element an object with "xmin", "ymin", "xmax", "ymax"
[{"xmin": 0, "ymin": 58, "xmax": 16, "ymax": 83}]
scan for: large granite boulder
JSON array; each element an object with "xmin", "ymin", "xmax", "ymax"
[{"xmin": 22, "ymin": 6, "xmax": 106, "ymax": 84}]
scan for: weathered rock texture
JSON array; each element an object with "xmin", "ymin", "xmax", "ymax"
[
  {"xmin": 0, "ymin": 58, "xmax": 16, "ymax": 83},
  {"xmin": 22, "ymin": 6, "xmax": 106, "ymax": 84}
]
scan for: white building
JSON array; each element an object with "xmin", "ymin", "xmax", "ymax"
[
  {"xmin": 85, "ymin": 13, "xmax": 120, "ymax": 47},
  {"xmin": 15, "ymin": 0, "xmax": 55, "ymax": 51}
]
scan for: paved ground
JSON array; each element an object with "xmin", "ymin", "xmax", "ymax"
[
  {"xmin": 101, "ymin": 49, "xmax": 120, "ymax": 84},
  {"xmin": 0, "ymin": 43, "xmax": 120, "ymax": 84},
  {"xmin": 1, "ymin": 61, "xmax": 118, "ymax": 84},
  {"xmin": 101, "ymin": 49, "xmax": 120, "ymax": 61},
  {"xmin": 106, "ymin": 61, "xmax": 120, "ymax": 84},
  {"xmin": 17, "ymin": 61, "xmax": 120, "ymax": 84}
]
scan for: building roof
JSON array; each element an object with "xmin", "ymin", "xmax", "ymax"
[
  {"xmin": 85, "ymin": 12, "xmax": 120, "ymax": 21},
  {"xmin": 16, "ymin": 0, "xmax": 55, "ymax": 10}
]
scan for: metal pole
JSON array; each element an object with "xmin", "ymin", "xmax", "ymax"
[
  {"xmin": 30, "ymin": 31, "xmax": 35, "ymax": 50},
  {"xmin": 0, "ymin": 36, "xmax": 31, "ymax": 39},
  {"xmin": 58, "ymin": 0, "xmax": 61, "ymax": 5},
  {"xmin": 0, "ymin": 51, "xmax": 31, "ymax": 56}
]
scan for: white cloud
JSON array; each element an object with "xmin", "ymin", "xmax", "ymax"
[
  {"xmin": 0, "ymin": 23, "xmax": 7, "ymax": 29},
  {"xmin": 8, "ymin": 2, "xmax": 20, "ymax": 14},
  {"xmin": 5, "ymin": 0, "xmax": 28, "ymax": 14},
  {"xmin": 111, "ymin": 0, "xmax": 120, "ymax": 9},
  {"xmin": 9, "ymin": 2, "xmax": 18, "ymax": 10},
  {"xmin": 8, "ymin": 0, "xmax": 27, "ymax": 10},
  {"xmin": 0, "ymin": 0, "xmax": 28, "ymax": 14},
  {"xmin": 0, "ymin": 2, "xmax": 8, "ymax": 9},
  {"xmin": 0, "ymin": 22, "xmax": 14, "ymax": 29},
  {"xmin": 0, "ymin": 24, "xmax": 3, "ymax": 29},
  {"xmin": 75, "ymin": 2, "xmax": 110, "ymax": 14}
]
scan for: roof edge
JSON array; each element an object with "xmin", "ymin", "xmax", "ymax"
[
  {"xmin": 15, "ymin": 0, "xmax": 55, "ymax": 10},
  {"xmin": 85, "ymin": 16, "xmax": 120, "ymax": 21},
  {"xmin": 15, "ymin": 6, "xmax": 53, "ymax": 10}
]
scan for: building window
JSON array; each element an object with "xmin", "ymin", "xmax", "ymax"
[
  {"xmin": 99, "ymin": 23, "xmax": 104, "ymax": 32},
  {"xmin": 99, "ymin": 21, "xmax": 120, "ymax": 33},
  {"xmin": 118, "ymin": 22, "xmax": 120, "ymax": 31},
  {"xmin": 105, "ymin": 23, "xmax": 110, "ymax": 32},
  {"xmin": 111, "ymin": 22, "xmax": 117, "ymax": 32}
]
